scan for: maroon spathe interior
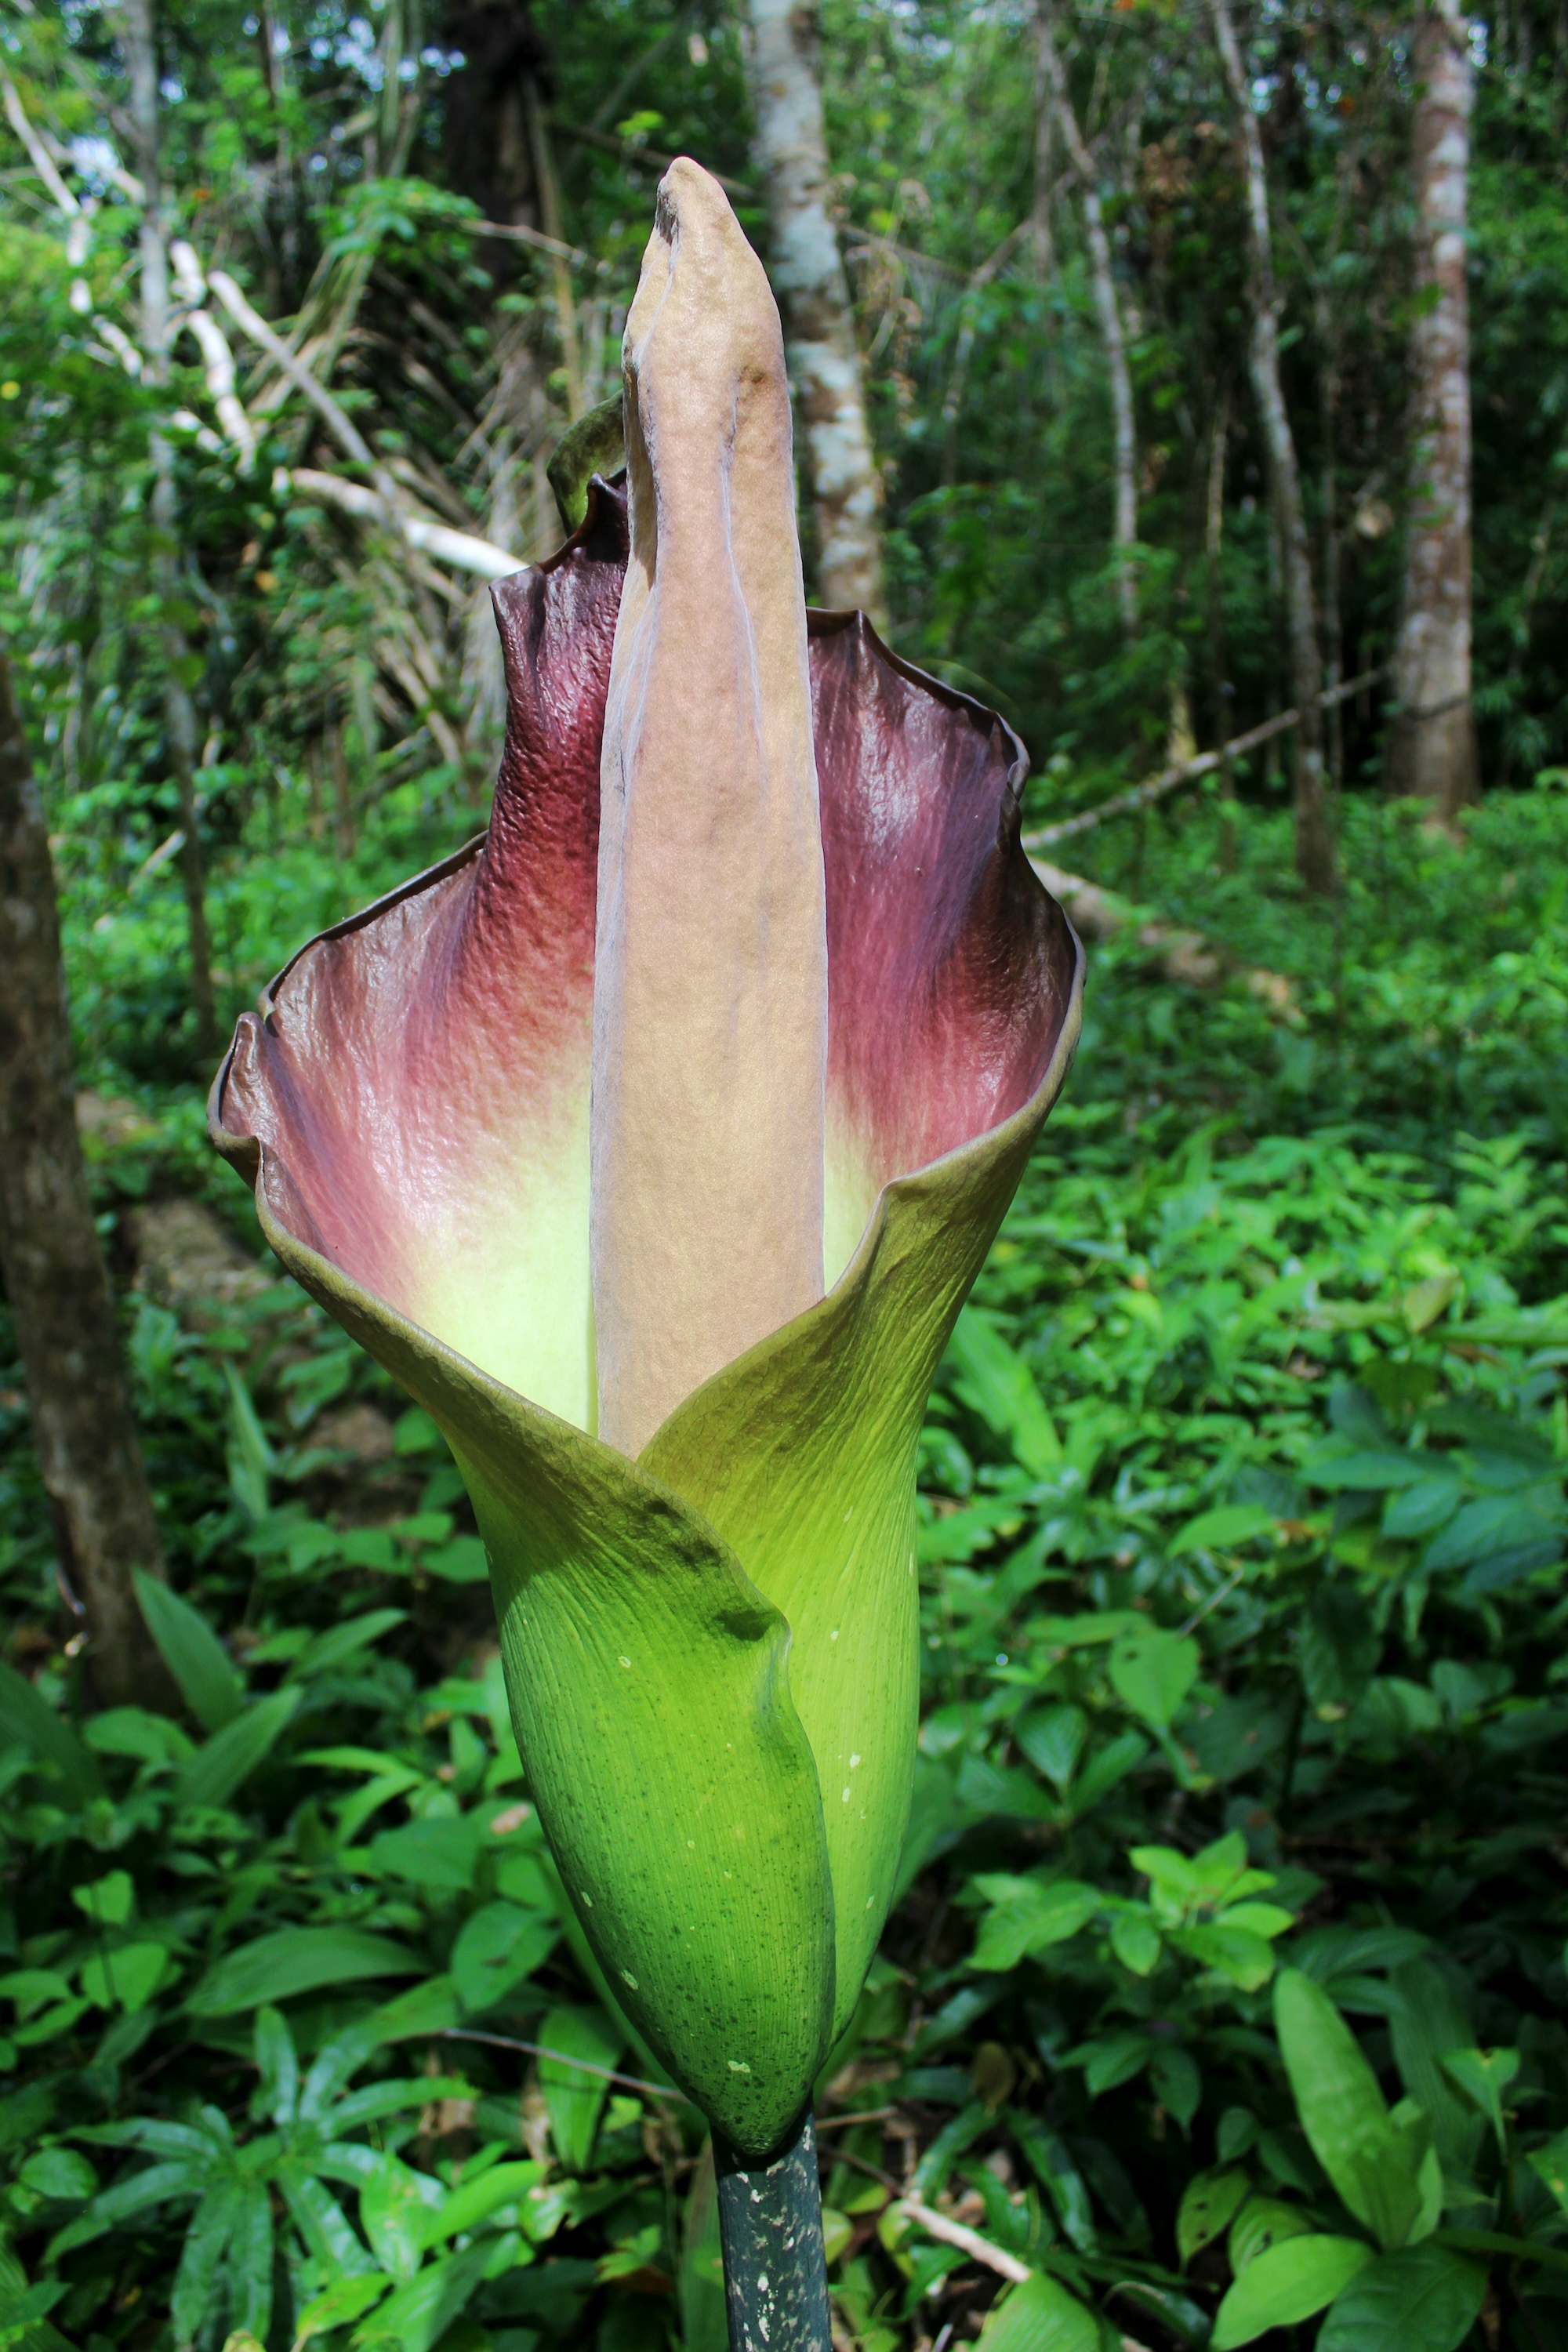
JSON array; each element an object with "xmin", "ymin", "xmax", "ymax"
[{"xmin": 214, "ymin": 476, "xmax": 1075, "ymax": 1293}]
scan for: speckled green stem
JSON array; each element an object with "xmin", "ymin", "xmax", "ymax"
[{"xmin": 715, "ymin": 2111, "xmax": 831, "ymax": 2352}]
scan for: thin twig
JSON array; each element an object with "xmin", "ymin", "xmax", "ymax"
[{"xmin": 828, "ymin": 2147, "xmax": 1032, "ymax": 2284}]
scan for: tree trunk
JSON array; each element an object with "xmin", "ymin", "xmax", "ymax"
[
  {"xmin": 1391, "ymin": 0, "xmax": 1479, "ymax": 816},
  {"xmin": 741, "ymin": 0, "xmax": 887, "ymax": 623},
  {"xmin": 1208, "ymin": 0, "xmax": 1335, "ymax": 894},
  {"xmin": 121, "ymin": 0, "xmax": 220, "ymax": 1058},
  {"xmin": 0, "ymin": 649, "xmax": 172, "ymax": 1708},
  {"xmin": 1036, "ymin": 3, "xmax": 1138, "ymax": 634}
]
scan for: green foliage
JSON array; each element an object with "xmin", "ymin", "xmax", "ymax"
[
  {"xmin": 2, "ymin": 0, "xmax": 1568, "ymax": 2340},
  {"xmin": 6, "ymin": 782, "xmax": 1563, "ymax": 2347}
]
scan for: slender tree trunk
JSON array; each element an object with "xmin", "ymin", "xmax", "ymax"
[
  {"xmin": 1208, "ymin": 0, "xmax": 1335, "ymax": 893},
  {"xmin": 1206, "ymin": 381, "xmax": 1237, "ymax": 869},
  {"xmin": 120, "ymin": 0, "xmax": 220, "ymax": 1058},
  {"xmin": 1036, "ymin": 2, "xmax": 1138, "ymax": 633},
  {"xmin": 1391, "ymin": 0, "xmax": 1479, "ymax": 815},
  {"xmin": 0, "ymin": 649, "xmax": 172, "ymax": 1708},
  {"xmin": 741, "ymin": 0, "xmax": 887, "ymax": 623}
]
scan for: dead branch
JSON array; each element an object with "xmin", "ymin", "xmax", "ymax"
[{"xmin": 285, "ymin": 468, "xmax": 522, "ymax": 580}]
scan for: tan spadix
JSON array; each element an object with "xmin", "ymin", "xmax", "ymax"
[{"xmin": 590, "ymin": 159, "xmax": 829, "ymax": 1457}]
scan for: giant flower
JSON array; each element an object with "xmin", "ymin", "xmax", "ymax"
[{"xmin": 211, "ymin": 162, "xmax": 1082, "ymax": 2161}]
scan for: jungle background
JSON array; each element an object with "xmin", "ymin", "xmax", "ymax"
[{"xmin": 2, "ymin": 0, "xmax": 1568, "ymax": 2348}]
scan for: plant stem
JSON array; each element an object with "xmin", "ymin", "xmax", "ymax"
[{"xmin": 715, "ymin": 2112, "xmax": 831, "ymax": 2352}]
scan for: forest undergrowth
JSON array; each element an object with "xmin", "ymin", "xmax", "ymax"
[{"xmin": 2, "ymin": 775, "xmax": 1567, "ymax": 2352}]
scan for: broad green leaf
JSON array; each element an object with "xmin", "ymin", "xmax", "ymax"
[
  {"xmin": 170, "ymin": 2176, "xmax": 241, "ymax": 2346},
  {"xmin": 285, "ymin": 1610, "xmax": 406, "ymax": 1682},
  {"xmin": 451, "ymin": 1900, "xmax": 557, "ymax": 2012},
  {"xmin": 16, "ymin": 2149, "xmax": 96, "ymax": 2201},
  {"xmin": 1108, "ymin": 1628, "xmax": 1199, "ymax": 1730},
  {"xmin": 254, "ymin": 2007, "xmax": 299, "ymax": 2125},
  {"xmin": 1388, "ymin": 1960, "xmax": 1485, "ymax": 2177},
  {"xmin": 1169, "ymin": 1504, "xmax": 1276, "ymax": 1555},
  {"xmin": 1439, "ymin": 2046, "xmax": 1519, "ymax": 2151},
  {"xmin": 1423, "ymin": 1490, "xmax": 1564, "ymax": 1573},
  {"xmin": 1167, "ymin": 1923, "xmax": 1278, "ymax": 1992},
  {"xmin": 1210, "ymin": 2234, "xmax": 1373, "ymax": 2348},
  {"xmin": 946, "ymin": 1306, "xmax": 1062, "ymax": 1477},
  {"xmin": 81, "ymin": 1707, "xmax": 194, "ymax": 1765},
  {"xmin": 1150, "ymin": 2045, "xmax": 1201, "ymax": 2129},
  {"xmin": 132, "ymin": 1570, "xmax": 244, "ymax": 1730},
  {"xmin": 971, "ymin": 1877, "xmax": 1098, "ymax": 1969},
  {"xmin": 224, "ymin": 1361, "xmax": 275, "ymax": 1524},
  {"xmin": 1314, "ymin": 2243, "xmax": 1486, "ymax": 2352},
  {"xmin": 79, "ymin": 1940, "xmax": 172, "ymax": 2013},
  {"xmin": 1066, "ymin": 1730, "xmax": 1149, "ymax": 1813},
  {"xmin": 1015, "ymin": 1704, "xmax": 1087, "ymax": 1791},
  {"xmin": 1010, "ymin": 2115, "xmax": 1097, "ymax": 2252},
  {"xmin": 187, "ymin": 1927, "xmax": 423, "ymax": 2016},
  {"xmin": 369, "ymin": 1813, "xmax": 481, "ymax": 1891},
  {"xmin": 1332, "ymin": 2100, "xmax": 1439, "ymax": 2254},
  {"xmin": 1110, "ymin": 1911, "xmax": 1161, "ymax": 1976},
  {"xmin": 229, "ymin": 2173, "xmax": 274, "ymax": 2343},
  {"xmin": 175, "ymin": 1686, "xmax": 302, "ymax": 1811},
  {"xmin": 1227, "ymin": 2195, "xmax": 1313, "ymax": 2275},
  {"xmin": 975, "ymin": 2270, "xmax": 1100, "ymax": 2352},
  {"xmin": 1383, "ymin": 1475, "xmax": 1464, "ymax": 1540},
  {"xmin": 292, "ymin": 2275, "xmax": 390, "ymax": 2346},
  {"xmin": 360, "ymin": 2154, "xmax": 440, "ymax": 2280},
  {"xmin": 539, "ymin": 2004, "xmax": 622, "ymax": 2172},
  {"xmin": 1176, "ymin": 2167, "xmax": 1248, "ymax": 2266},
  {"xmin": 48, "ymin": 2165, "xmax": 201, "ymax": 2259},
  {"xmin": 427, "ymin": 2158, "xmax": 543, "ymax": 2244},
  {"xmin": 0, "ymin": 1659, "xmax": 101, "ymax": 1804},
  {"xmin": 1275, "ymin": 1967, "xmax": 1401, "ymax": 2237},
  {"xmin": 350, "ymin": 2240, "xmax": 491, "ymax": 2352},
  {"xmin": 1530, "ymin": 2128, "xmax": 1568, "ymax": 2211},
  {"xmin": 71, "ymin": 1872, "xmax": 134, "ymax": 1927}
]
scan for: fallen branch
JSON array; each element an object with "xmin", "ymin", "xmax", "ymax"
[
  {"xmin": 895, "ymin": 2196, "xmax": 1032, "ymax": 2285},
  {"xmin": 283, "ymin": 467, "xmax": 522, "ymax": 581},
  {"xmin": 1022, "ymin": 666, "xmax": 1387, "ymax": 853},
  {"xmin": 1031, "ymin": 856, "xmax": 1298, "ymax": 1013}
]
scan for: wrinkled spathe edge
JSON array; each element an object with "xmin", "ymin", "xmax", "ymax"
[{"xmin": 208, "ymin": 918, "xmax": 1084, "ymax": 1508}]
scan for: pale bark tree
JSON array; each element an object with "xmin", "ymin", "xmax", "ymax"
[
  {"xmin": 1035, "ymin": 2, "xmax": 1138, "ymax": 634},
  {"xmin": 741, "ymin": 0, "xmax": 887, "ymax": 623},
  {"xmin": 120, "ymin": 0, "xmax": 220, "ymax": 1056},
  {"xmin": 1208, "ymin": 0, "xmax": 1336, "ymax": 894},
  {"xmin": 0, "ymin": 649, "xmax": 173, "ymax": 1708},
  {"xmin": 1391, "ymin": 0, "xmax": 1479, "ymax": 815}
]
